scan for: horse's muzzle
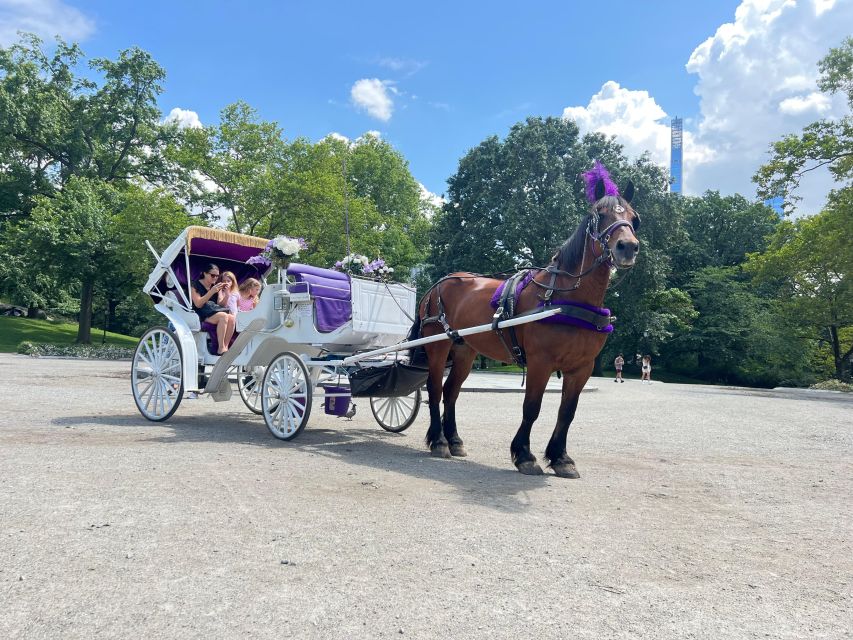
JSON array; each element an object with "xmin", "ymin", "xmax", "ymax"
[{"xmin": 612, "ymin": 239, "xmax": 639, "ymax": 268}]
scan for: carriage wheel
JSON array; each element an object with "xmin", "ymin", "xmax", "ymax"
[
  {"xmin": 237, "ymin": 365, "xmax": 265, "ymax": 414},
  {"xmin": 131, "ymin": 326, "xmax": 183, "ymax": 422},
  {"xmin": 261, "ymin": 352, "xmax": 312, "ymax": 441},
  {"xmin": 371, "ymin": 389, "xmax": 421, "ymax": 433}
]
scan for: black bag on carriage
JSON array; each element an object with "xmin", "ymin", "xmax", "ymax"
[{"xmin": 348, "ymin": 362, "xmax": 429, "ymax": 398}]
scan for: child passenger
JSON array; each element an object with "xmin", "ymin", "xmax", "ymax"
[
  {"xmin": 217, "ymin": 271, "xmax": 240, "ymax": 315},
  {"xmin": 238, "ymin": 277, "xmax": 261, "ymax": 311}
]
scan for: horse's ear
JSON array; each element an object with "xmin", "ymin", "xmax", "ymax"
[
  {"xmin": 623, "ymin": 181, "xmax": 635, "ymax": 204},
  {"xmin": 594, "ymin": 178, "xmax": 606, "ymax": 201}
]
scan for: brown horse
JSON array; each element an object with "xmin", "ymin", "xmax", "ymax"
[{"xmin": 415, "ymin": 172, "xmax": 640, "ymax": 478}]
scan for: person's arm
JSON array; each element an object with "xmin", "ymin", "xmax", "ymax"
[{"xmin": 191, "ymin": 281, "xmax": 223, "ymax": 308}]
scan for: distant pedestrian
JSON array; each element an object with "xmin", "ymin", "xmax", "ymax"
[
  {"xmin": 641, "ymin": 355, "xmax": 652, "ymax": 384},
  {"xmin": 614, "ymin": 353, "xmax": 625, "ymax": 383}
]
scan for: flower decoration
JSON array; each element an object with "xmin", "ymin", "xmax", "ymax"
[
  {"xmin": 334, "ymin": 254, "xmax": 395, "ymax": 280},
  {"xmin": 366, "ymin": 258, "xmax": 394, "ymax": 280},
  {"xmin": 334, "ymin": 253, "xmax": 370, "ymax": 275},
  {"xmin": 247, "ymin": 235, "xmax": 307, "ymax": 271}
]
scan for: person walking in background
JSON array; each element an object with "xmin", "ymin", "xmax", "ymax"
[
  {"xmin": 641, "ymin": 355, "xmax": 652, "ymax": 384},
  {"xmin": 614, "ymin": 353, "xmax": 625, "ymax": 383}
]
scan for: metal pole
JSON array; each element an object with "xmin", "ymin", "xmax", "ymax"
[
  {"xmin": 335, "ymin": 308, "xmax": 563, "ymax": 366},
  {"xmin": 343, "ymin": 155, "xmax": 351, "ymax": 259}
]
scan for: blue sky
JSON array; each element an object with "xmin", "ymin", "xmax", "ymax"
[{"xmin": 2, "ymin": 0, "xmax": 851, "ymax": 213}]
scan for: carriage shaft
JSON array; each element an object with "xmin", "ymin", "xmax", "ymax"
[{"xmin": 332, "ymin": 308, "xmax": 562, "ymax": 366}]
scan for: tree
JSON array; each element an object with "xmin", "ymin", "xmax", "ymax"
[
  {"xmin": 15, "ymin": 178, "xmax": 191, "ymax": 343},
  {"xmin": 668, "ymin": 191, "xmax": 780, "ymax": 288},
  {"xmin": 755, "ymin": 37, "xmax": 853, "ymax": 213},
  {"xmin": 0, "ymin": 35, "xmax": 178, "ymax": 316},
  {"xmin": 744, "ymin": 193, "xmax": 853, "ymax": 380},
  {"xmin": 168, "ymin": 101, "xmax": 287, "ymax": 234},
  {"xmin": 660, "ymin": 267, "xmax": 813, "ymax": 386}
]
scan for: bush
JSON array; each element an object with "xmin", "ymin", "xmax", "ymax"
[
  {"xmin": 16, "ymin": 342, "xmax": 134, "ymax": 360},
  {"xmin": 810, "ymin": 379, "xmax": 853, "ymax": 392}
]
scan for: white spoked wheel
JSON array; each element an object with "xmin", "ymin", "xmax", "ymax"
[
  {"xmin": 261, "ymin": 352, "xmax": 312, "ymax": 441},
  {"xmin": 131, "ymin": 326, "xmax": 183, "ymax": 422},
  {"xmin": 238, "ymin": 365, "xmax": 265, "ymax": 415},
  {"xmin": 371, "ymin": 389, "xmax": 421, "ymax": 433}
]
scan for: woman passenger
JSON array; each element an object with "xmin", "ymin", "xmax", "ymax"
[{"xmin": 190, "ymin": 264, "xmax": 236, "ymax": 355}]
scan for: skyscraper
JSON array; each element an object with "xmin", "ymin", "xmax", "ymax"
[{"xmin": 670, "ymin": 117, "xmax": 683, "ymax": 194}]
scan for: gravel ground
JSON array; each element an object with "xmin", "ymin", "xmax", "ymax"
[{"xmin": 0, "ymin": 354, "xmax": 850, "ymax": 640}]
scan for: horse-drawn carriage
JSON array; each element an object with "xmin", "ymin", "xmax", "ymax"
[
  {"xmin": 131, "ymin": 226, "xmax": 426, "ymax": 440},
  {"xmin": 132, "ymin": 162, "xmax": 641, "ymax": 478}
]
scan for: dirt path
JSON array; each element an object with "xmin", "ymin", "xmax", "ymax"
[{"xmin": 0, "ymin": 355, "xmax": 850, "ymax": 639}]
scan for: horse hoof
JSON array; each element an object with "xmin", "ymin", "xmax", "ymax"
[
  {"xmin": 552, "ymin": 463, "xmax": 580, "ymax": 479},
  {"xmin": 449, "ymin": 443, "xmax": 467, "ymax": 457},
  {"xmin": 430, "ymin": 444, "xmax": 452, "ymax": 459},
  {"xmin": 516, "ymin": 461, "xmax": 544, "ymax": 475}
]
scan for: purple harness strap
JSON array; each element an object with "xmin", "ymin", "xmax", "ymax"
[{"xmin": 489, "ymin": 273, "xmax": 614, "ymax": 333}]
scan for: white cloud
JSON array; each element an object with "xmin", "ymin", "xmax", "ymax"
[
  {"xmin": 685, "ymin": 0, "xmax": 852, "ymax": 213},
  {"xmin": 562, "ymin": 81, "xmax": 715, "ymax": 192},
  {"xmin": 778, "ymin": 92, "xmax": 832, "ymax": 115},
  {"xmin": 164, "ymin": 107, "xmax": 202, "ymax": 129},
  {"xmin": 419, "ymin": 183, "xmax": 444, "ymax": 214},
  {"xmin": 560, "ymin": 0, "xmax": 852, "ymax": 215},
  {"xmin": 0, "ymin": 0, "xmax": 95, "ymax": 46},
  {"xmin": 375, "ymin": 57, "xmax": 428, "ymax": 77},
  {"xmin": 351, "ymin": 78, "xmax": 394, "ymax": 122}
]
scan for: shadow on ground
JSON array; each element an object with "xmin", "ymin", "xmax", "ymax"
[{"xmin": 51, "ymin": 410, "xmax": 553, "ymax": 513}]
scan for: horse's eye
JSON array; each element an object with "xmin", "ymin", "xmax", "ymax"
[{"xmin": 632, "ymin": 215, "xmax": 641, "ymax": 231}]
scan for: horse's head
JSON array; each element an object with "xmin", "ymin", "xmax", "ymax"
[{"xmin": 588, "ymin": 179, "xmax": 640, "ymax": 270}]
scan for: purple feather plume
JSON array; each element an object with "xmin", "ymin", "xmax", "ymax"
[{"xmin": 582, "ymin": 161, "xmax": 619, "ymax": 203}]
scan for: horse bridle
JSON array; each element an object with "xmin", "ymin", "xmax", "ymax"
[{"xmin": 534, "ymin": 208, "xmax": 638, "ymax": 300}]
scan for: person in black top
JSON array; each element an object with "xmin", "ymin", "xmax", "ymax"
[{"xmin": 190, "ymin": 263, "xmax": 236, "ymax": 355}]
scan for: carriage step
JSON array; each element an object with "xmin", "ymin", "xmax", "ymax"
[{"xmin": 204, "ymin": 318, "xmax": 265, "ymax": 400}]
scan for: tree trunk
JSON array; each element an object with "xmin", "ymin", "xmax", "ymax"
[
  {"xmin": 828, "ymin": 325, "xmax": 844, "ymax": 380},
  {"xmin": 77, "ymin": 280, "xmax": 95, "ymax": 344}
]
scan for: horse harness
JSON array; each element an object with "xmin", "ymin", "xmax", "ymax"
[{"xmin": 420, "ymin": 215, "xmax": 633, "ymax": 368}]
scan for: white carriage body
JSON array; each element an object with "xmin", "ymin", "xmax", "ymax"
[{"xmin": 142, "ymin": 226, "xmax": 416, "ymax": 393}]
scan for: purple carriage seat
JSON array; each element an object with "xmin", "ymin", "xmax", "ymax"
[{"xmin": 286, "ymin": 263, "xmax": 352, "ymax": 332}]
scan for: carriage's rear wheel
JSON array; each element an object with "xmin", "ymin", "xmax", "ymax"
[
  {"xmin": 238, "ymin": 365, "xmax": 265, "ymax": 414},
  {"xmin": 261, "ymin": 352, "xmax": 312, "ymax": 440},
  {"xmin": 371, "ymin": 389, "xmax": 421, "ymax": 433},
  {"xmin": 131, "ymin": 326, "xmax": 183, "ymax": 422}
]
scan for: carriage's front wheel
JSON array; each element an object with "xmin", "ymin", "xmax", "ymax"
[
  {"xmin": 371, "ymin": 389, "xmax": 421, "ymax": 433},
  {"xmin": 238, "ymin": 365, "xmax": 265, "ymax": 414},
  {"xmin": 261, "ymin": 352, "xmax": 312, "ymax": 440},
  {"xmin": 131, "ymin": 326, "xmax": 183, "ymax": 422}
]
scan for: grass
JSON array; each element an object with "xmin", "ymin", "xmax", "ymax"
[{"xmin": 0, "ymin": 316, "xmax": 139, "ymax": 353}]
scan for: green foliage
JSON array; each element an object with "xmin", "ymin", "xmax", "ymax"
[
  {"xmin": 755, "ymin": 37, "xmax": 853, "ymax": 212},
  {"xmin": 669, "ymin": 191, "xmax": 780, "ymax": 287},
  {"xmin": 660, "ymin": 267, "xmax": 814, "ymax": 387},
  {"xmin": 167, "ymin": 100, "xmax": 287, "ymax": 232},
  {"xmin": 745, "ymin": 191, "xmax": 853, "ymax": 380}
]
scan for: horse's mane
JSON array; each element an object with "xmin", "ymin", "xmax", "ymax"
[{"xmin": 552, "ymin": 213, "xmax": 592, "ymax": 272}]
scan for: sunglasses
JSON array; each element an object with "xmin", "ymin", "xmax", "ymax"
[{"xmin": 207, "ymin": 272, "xmax": 220, "ymax": 278}]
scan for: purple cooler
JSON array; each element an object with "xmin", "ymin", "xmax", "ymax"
[{"xmin": 322, "ymin": 385, "xmax": 351, "ymax": 416}]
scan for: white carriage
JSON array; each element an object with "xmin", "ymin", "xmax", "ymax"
[{"xmin": 131, "ymin": 226, "xmax": 425, "ymax": 440}]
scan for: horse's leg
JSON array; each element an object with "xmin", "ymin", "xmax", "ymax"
[
  {"xmin": 511, "ymin": 365, "xmax": 551, "ymax": 475},
  {"xmin": 544, "ymin": 373, "xmax": 590, "ymax": 479},
  {"xmin": 424, "ymin": 340, "xmax": 453, "ymax": 458},
  {"xmin": 441, "ymin": 345, "xmax": 476, "ymax": 457}
]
